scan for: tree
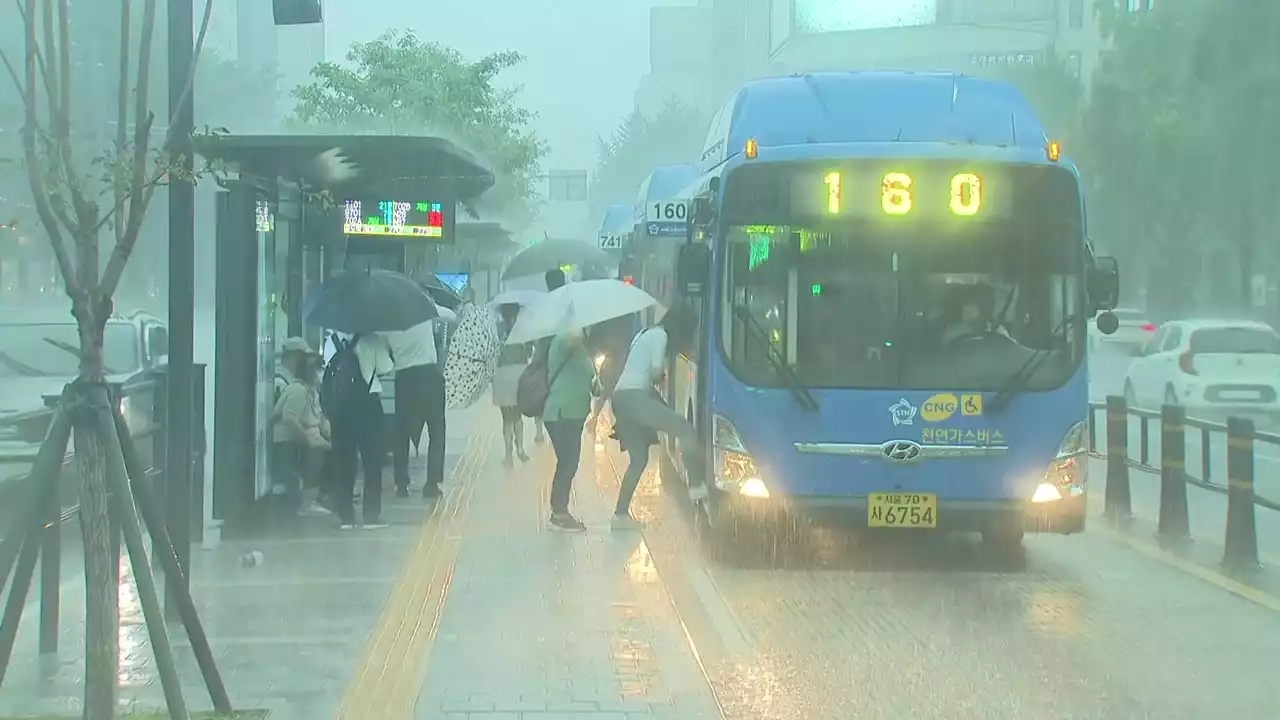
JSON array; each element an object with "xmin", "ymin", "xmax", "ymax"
[
  {"xmin": 1075, "ymin": 0, "xmax": 1213, "ymax": 314},
  {"xmin": 1191, "ymin": 0, "xmax": 1280, "ymax": 309},
  {"xmin": 590, "ymin": 97, "xmax": 707, "ymax": 226},
  {"xmin": 0, "ymin": 1, "xmax": 219, "ymax": 717},
  {"xmin": 290, "ymin": 30, "xmax": 547, "ymax": 229}
]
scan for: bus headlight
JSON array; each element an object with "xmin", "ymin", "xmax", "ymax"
[
  {"xmin": 712, "ymin": 414, "xmax": 770, "ymax": 499},
  {"xmin": 1032, "ymin": 420, "xmax": 1088, "ymax": 503}
]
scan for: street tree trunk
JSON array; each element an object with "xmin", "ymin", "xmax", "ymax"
[
  {"xmin": 75, "ymin": 269, "xmax": 118, "ymax": 720},
  {"xmin": 76, "ymin": 418, "xmax": 118, "ymax": 720}
]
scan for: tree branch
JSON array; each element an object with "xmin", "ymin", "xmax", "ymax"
[
  {"xmin": 9, "ymin": 0, "xmax": 58, "ymax": 118},
  {"xmin": 102, "ymin": 0, "xmax": 215, "ymax": 299},
  {"xmin": 19, "ymin": 0, "xmax": 80, "ymax": 298},
  {"xmin": 103, "ymin": 0, "xmax": 157, "ymax": 300},
  {"xmin": 114, "ymin": 0, "xmax": 132, "ymax": 246},
  {"xmin": 55, "ymin": 0, "xmax": 96, "ymax": 285}
]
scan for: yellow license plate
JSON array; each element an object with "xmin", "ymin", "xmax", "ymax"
[{"xmin": 867, "ymin": 493, "xmax": 938, "ymax": 528}]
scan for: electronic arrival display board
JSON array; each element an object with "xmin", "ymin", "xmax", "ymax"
[
  {"xmin": 342, "ymin": 199, "xmax": 455, "ymax": 242},
  {"xmin": 720, "ymin": 160, "xmax": 1081, "ymax": 226}
]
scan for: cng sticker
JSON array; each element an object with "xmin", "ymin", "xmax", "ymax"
[
  {"xmin": 961, "ymin": 394, "xmax": 983, "ymax": 416},
  {"xmin": 921, "ymin": 393, "xmax": 958, "ymax": 422}
]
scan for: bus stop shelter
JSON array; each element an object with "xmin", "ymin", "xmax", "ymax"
[{"xmin": 194, "ymin": 134, "xmax": 494, "ymax": 529}]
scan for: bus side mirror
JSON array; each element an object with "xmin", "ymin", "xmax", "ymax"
[
  {"xmin": 676, "ymin": 242, "xmax": 710, "ymax": 298},
  {"xmin": 1088, "ymin": 256, "xmax": 1119, "ymax": 313}
]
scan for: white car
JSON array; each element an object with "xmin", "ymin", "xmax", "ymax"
[
  {"xmin": 1090, "ymin": 307, "xmax": 1155, "ymax": 354},
  {"xmin": 1122, "ymin": 319, "xmax": 1280, "ymax": 423}
]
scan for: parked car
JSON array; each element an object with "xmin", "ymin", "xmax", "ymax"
[
  {"xmin": 1090, "ymin": 307, "xmax": 1155, "ymax": 355},
  {"xmin": 1122, "ymin": 318, "xmax": 1280, "ymax": 423},
  {"xmin": 0, "ymin": 310, "xmax": 169, "ymax": 438}
]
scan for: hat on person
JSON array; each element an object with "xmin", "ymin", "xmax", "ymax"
[{"xmin": 280, "ymin": 337, "xmax": 312, "ymax": 355}]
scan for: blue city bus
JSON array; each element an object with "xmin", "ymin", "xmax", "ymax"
[
  {"xmin": 625, "ymin": 164, "xmax": 699, "ymax": 325},
  {"xmin": 643, "ymin": 72, "xmax": 1120, "ymax": 548}
]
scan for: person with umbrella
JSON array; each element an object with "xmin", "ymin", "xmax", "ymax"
[
  {"xmin": 326, "ymin": 331, "xmax": 393, "ymax": 529},
  {"xmin": 305, "ymin": 268, "xmax": 438, "ymax": 528},
  {"xmin": 492, "ymin": 303, "xmax": 532, "ymax": 466},
  {"xmin": 380, "ymin": 305, "xmax": 456, "ymax": 499},
  {"xmin": 506, "ymin": 274, "xmax": 662, "ymax": 532},
  {"xmin": 530, "ymin": 267, "xmax": 568, "ymax": 445}
]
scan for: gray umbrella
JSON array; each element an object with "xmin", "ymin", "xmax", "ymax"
[{"xmin": 500, "ymin": 238, "xmax": 610, "ymax": 281}]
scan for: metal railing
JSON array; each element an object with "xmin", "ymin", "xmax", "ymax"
[
  {"xmin": 1087, "ymin": 396, "xmax": 1277, "ymax": 570},
  {"xmin": 0, "ymin": 367, "xmax": 204, "ymax": 656}
]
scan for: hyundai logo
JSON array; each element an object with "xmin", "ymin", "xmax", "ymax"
[{"xmin": 881, "ymin": 440, "xmax": 922, "ymax": 463}]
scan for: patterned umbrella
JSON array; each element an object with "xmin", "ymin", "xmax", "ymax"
[{"xmin": 443, "ymin": 304, "xmax": 502, "ymax": 409}]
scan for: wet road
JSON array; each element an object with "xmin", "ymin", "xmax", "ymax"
[{"xmin": 591, "ymin": 362, "xmax": 1280, "ymax": 719}]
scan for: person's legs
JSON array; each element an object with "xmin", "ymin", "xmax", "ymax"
[
  {"xmin": 500, "ymin": 407, "xmax": 527, "ymax": 462},
  {"xmin": 614, "ymin": 444, "xmax": 650, "ymax": 518},
  {"xmin": 393, "ymin": 431, "xmax": 412, "ymax": 493},
  {"xmin": 501, "ymin": 410, "xmax": 515, "ymax": 463},
  {"xmin": 613, "ymin": 390, "xmax": 707, "ymax": 499},
  {"xmin": 330, "ymin": 422, "xmax": 359, "ymax": 527},
  {"xmin": 356, "ymin": 393, "xmax": 387, "ymax": 525},
  {"xmin": 422, "ymin": 365, "xmax": 447, "ymax": 492},
  {"xmin": 270, "ymin": 441, "xmax": 303, "ymax": 514},
  {"xmin": 534, "ymin": 415, "xmax": 545, "ymax": 444},
  {"xmin": 544, "ymin": 418, "xmax": 585, "ymax": 530},
  {"xmin": 511, "ymin": 411, "xmax": 528, "ymax": 460}
]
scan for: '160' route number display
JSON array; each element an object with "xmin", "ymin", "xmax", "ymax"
[
  {"xmin": 821, "ymin": 171, "xmax": 983, "ymax": 217},
  {"xmin": 647, "ymin": 200, "xmax": 687, "ymax": 223}
]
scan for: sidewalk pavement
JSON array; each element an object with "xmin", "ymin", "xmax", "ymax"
[
  {"xmin": 0, "ymin": 406, "xmax": 725, "ymax": 720},
  {"xmin": 0, "ymin": 404, "xmax": 489, "ymax": 719},
  {"xmin": 403, "ymin": 423, "xmax": 723, "ymax": 720}
]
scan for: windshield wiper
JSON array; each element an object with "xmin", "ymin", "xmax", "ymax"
[
  {"xmin": 42, "ymin": 337, "xmax": 123, "ymax": 376},
  {"xmin": 989, "ymin": 314, "xmax": 1076, "ymax": 413},
  {"xmin": 0, "ymin": 350, "xmax": 43, "ymax": 377},
  {"xmin": 732, "ymin": 305, "xmax": 819, "ymax": 412}
]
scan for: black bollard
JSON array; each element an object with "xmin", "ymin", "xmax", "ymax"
[
  {"xmin": 1104, "ymin": 395, "xmax": 1132, "ymax": 522},
  {"xmin": 1222, "ymin": 416, "xmax": 1260, "ymax": 571},
  {"xmin": 1156, "ymin": 404, "xmax": 1191, "ymax": 548}
]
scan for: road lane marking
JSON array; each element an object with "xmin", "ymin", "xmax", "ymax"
[
  {"xmin": 1095, "ymin": 525, "xmax": 1280, "ymax": 613},
  {"xmin": 335, "ymin": 422, "xmax": 493, "ymax": 720}
]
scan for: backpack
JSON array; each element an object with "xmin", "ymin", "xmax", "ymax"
[
  {"xmin": 320, "ymin": 335, "xmax": 373, "ymax": 417},
  {"xmin": 516, "ymin": 338, "xmax": 572, "ymax": 418},
  {"xmin": 273, "ymin": 371, "xmax": 290, "ymax": 405}
]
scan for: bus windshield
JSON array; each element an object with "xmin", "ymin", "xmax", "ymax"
[{"xmin": 718, "ymin": 164, "xmax": 1084, "ymax": 391}]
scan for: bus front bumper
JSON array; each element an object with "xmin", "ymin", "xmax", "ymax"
[{"xmin": 722, "ymin": 492, "xmax": 1087, "ymax": 535}]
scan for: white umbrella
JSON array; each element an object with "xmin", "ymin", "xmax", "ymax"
[
  {"xmin": 443, "ymin": 304, "xmax": 502, "ymax": 409},
  {"xmin": 505, "ymin": 279, "xmax": 658, "ymax": 345},
  {"xmin": 488, "ymin": 289, "xmax": 543, "ymax": 307}
]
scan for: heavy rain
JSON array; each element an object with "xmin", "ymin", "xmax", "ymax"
[{"xmin": 1, "ymin": 1, "xmax": 1278, "ymax": 719}]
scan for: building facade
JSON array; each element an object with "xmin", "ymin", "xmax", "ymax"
[{"xmin": 636, "ymin": 0, "xmax": 1113, "ymax": 121}]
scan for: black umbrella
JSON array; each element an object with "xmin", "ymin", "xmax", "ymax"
[
  {"xmin": 303, "ymin": 269, "xmax": 438, "ymax": 333},
  {"xmin": 417, "ymin": 276, "xmax": 464, "ymax": 310}
]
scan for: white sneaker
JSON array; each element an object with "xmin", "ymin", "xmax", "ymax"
[{"xmin": 297, "ymin": 502, "xmax": 332, "ymax": 517}]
